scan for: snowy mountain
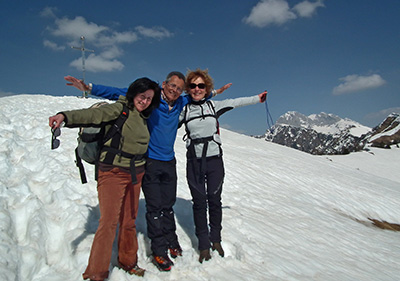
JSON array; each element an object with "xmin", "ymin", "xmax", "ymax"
[
  {"xmin": 366, "ymin": 113, "xmax": 400, "ymax": 148},
  {"xmin": 1, "ymin": 95, "xmax": 400, "ymax": 281},
  {"xmin": 273, "ymin": 111, "xmax": 370, "ymax": 136},
  {"xmin": 264, "ymin": 111, "xmax": 400, "ymax": 155}
]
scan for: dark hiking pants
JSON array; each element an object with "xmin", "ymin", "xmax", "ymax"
[
  {"xmin": 187, "ymin": 156, "xmax": 224, "ymax": 250},
  {"xmin": 142, "ymin": 158, "xmax": 179, "ymax": 256}
]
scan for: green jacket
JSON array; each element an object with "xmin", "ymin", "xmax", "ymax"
[{"xmin": 61, "ymin": 96, "xmax": 149, "ymax": 168}]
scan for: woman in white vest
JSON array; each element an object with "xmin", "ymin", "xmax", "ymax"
[{"xmin": 178, "ymin": 69, "xmax": 267, "ymax": 263}]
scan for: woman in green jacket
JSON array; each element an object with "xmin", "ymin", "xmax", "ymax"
[{"xmin": 49, "ymin": 77, "xmax": 161, "ymax": 281}]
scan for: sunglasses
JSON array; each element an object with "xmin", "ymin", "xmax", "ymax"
[
  {"xmin": 51, "ymin": 127, "xmax": 61, "ymax": 150},
  {"xmin": 189, "ymin": 83, "xmax": 206, "ymax": 90}
]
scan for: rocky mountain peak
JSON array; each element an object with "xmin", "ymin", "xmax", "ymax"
[
  {"xmin": 264, "ymin": 111, "xmax": 399, "ymax": 155},
  {"xmin": 367, "ymin": 113, "xmax": 400, "ymax": 148}
]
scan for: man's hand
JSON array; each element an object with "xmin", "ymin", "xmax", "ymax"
[
  {"xmin": 215, "ymin": 83, "xmax": 232, "ymax": 95},
  {"xmin": 64, "ymin": 75, "xmax": 90, "ymax": 92}
]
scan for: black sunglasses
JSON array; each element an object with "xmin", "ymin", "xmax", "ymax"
[
  {"xmin": 51, "ymin": 127, "xmax": 61, "ymax": 150},
  {"xmin": 189, "ymin": 83, "xmax": 206, "ymax": 89}
]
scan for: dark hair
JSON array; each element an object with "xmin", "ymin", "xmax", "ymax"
[
  {"xmin": 126, "ymin": 77, "xmax": 161, "ymax": 117},
  {"xmin": 165, "ymin": 71, "xmax": 185, "ymax": 83}
]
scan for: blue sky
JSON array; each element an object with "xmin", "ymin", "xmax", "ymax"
[{"xmin": 1, "ymin": 0, "xmax": 399, "ymax": 135}]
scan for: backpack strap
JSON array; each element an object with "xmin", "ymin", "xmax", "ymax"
[
  {"xmin": 103, "ymin": 104, "xmax": 129, "ymax": 144},
  {"xmin": 76, "ymin": 104, "xmax": 130, "ymax": 184},
  {"xmin": 187, "ymin": 136, "xmax": 214, "ymax": 184},
  {"xmin": 102, "ymin": 104, "xmax": 129, "ymax": 164},
  {"xmin": 75, "ymin": 147, "xmax": 88, "ymax": 184},
  {"xmin": 182, "ymin": 101, "xmax": 222, "ymax": 184},
  {"xmin": 181, "ymin": 101, "xmax": 219, "ymax": 141},
  {"xmin": 100, "ymin": 104, "xmax": 145, "ymax": 184}
]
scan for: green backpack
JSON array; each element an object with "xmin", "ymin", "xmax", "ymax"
[{"xmin": 75, "ymin": 101, "xmax": 129, "ymax": 184}]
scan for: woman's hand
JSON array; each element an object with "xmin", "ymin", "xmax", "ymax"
[
  {"xmin": 49, "ymin": 114, "xmax": 65, "ymax": 129},
  {"xmin": 259, "ymin": 91, "xmax": 267, "ymax": 103}
]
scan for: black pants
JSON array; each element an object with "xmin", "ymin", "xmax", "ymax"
[
  {"xmin": 187, "ymin": 156, "xmax": 224, "ymax": 250},
  {"xmin": 142, "ymin": 158, "xmax": 179, "ymax": 256}
]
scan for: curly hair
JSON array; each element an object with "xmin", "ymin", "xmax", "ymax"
[
  {"xmin": 126, "ymin": 77, "xmax": 161, "ymax": 117},
  {"xmin": 185, "ymin": 68, "xmax": 214, "ymax": 98}
]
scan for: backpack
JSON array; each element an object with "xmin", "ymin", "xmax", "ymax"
[
  {"xmin": 180, "ymin": 100, "xmax": 221, "ymax": 142},
  {"xmin": 180, "ymin": 100, "xmax": 222, "ymax": 184},
  {"xmin": 74, "ymin": 101, "xmax": 129, "ymax": 184}
]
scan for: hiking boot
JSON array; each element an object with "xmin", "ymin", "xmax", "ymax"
[
  {"xmin": 126, "ymin": 264, "xmax": 145, "ymax": 277},
  {"xmin": 169, "ymin": 246, "xmax": 183, "ymax": 258},
  {"xmin": 118, "ymin": 259, "xmax": 146, "ymax": 277},
  {"xmin": 198, "ymin": 249, "xmax": 211, "ymax": 263},
  {"xmin": 212, "ymin": 242, "xmax": 225, "ymax": 257},
  {"xmin": 152, "ymin": 255, "xmax": 174, "ymax": 271}
]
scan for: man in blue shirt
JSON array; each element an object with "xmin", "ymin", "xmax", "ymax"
[{"xmin": 65, "ymin": 72, "xmax": 231, "ymax": 271}]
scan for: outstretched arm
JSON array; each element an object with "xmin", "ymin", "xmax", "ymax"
[
  {"xmin": 64, "ymin": 75, "xmax": 126, "ymax": 100},
  {"xmin": 213, "ymin": 90, "xmax": 268, "ymax": 115}
]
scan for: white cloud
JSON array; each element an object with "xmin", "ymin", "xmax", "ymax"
[
  {"xmin": 99, "ymin": 46, "xmax": 123, "ymax": 60},
  {"xmin": 112, "ymin": 31, "xmax": 139, "ymax": 43},
  {"xmin": 243, "ymin": 0, "xmax": 296, "ymax": 27},
  {"xmin": 43, "ymin": 39, "xmax": 65, "ymax": 51},
  {"xmin": 293, "ymin": 0, "xmax": 325, "ymax": 18},
  {"xmin": 51, "ymin": 16, "xmax": 109, "ymax": 41},
  {"xmin": 332, "ymin": 74, "xmax": 386, "ymax": 95},
  {"xmin": 70, "ymin": 53, "xmax": 124, "ymax": 73},
  {"xmin": 41, "ymin": 9, "xmax": 172, "ymax": 73},
  {"xmin": 243, "ymin": 0, "xmax": 325, "ymax": 28},
  {"xmin": 40, "ymin": 7, "xmax": 57, "ymax": 18},
  {"xmin": 135, "ymin": 26, "xmax": 173, "ymax": 40},
  {"xmin": 96, "ymin": 31, "xmax": 138, "ymax": 47}
]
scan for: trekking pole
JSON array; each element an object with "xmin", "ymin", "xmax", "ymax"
[{"xmin": 264, "ymin": 95, "xmax": 274, "ymax": 134}]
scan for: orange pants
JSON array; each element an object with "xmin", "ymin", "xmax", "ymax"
[{"xmin": 82, "ymin": 167, "xmax": 144, "ymax": 281}]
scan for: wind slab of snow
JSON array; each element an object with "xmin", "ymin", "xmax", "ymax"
[{"xmin": 0, "ymin": 95, "xmax": 399, "ymax": 281}]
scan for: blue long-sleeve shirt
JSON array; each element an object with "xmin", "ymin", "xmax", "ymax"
[{"xmin": 91, "ymin": 83, "xmax": 191, "ymax": 161}]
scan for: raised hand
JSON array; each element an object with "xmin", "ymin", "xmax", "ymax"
[
  {"xmin": 216, "ymin": 83, "xmax": 232, "ymax": 95},
  {"xmin": 259, "ymin": 91, "xmax": 267, "ymax": 103},
  {"xmin": 64, "ymin": 75, "xmax": 90, "ymax": 92}
]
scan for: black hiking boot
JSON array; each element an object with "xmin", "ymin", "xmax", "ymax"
[
  {"xmin": 169, "ymin": 245, "xmax": 183, "ymax": 258},
  {"xmin": 198, "ymin": 249, "xmax": 211, "ymax": 263},
  {"xmin": 152, "ymin": 255, "xmax": 174, "ymax": 271},
  {"xmin": 212, "ymin": 242, "xmax": 225, "ymax": 257}
]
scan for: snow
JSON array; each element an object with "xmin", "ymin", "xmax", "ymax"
[
  {"xmin": 1, "ymin": 95, "xmax": 400, "ymax": 281},
  {"xmin": 326, "ymin": 147, "xmax": 400, "ymax": 184},
  {"xmin": 277, "ymin": 111, "xmax": 371, "ymax": 137}
]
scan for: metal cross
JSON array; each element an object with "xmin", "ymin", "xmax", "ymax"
[{"xmin": 71, "ymin": 36, "xmax": 95, "ymax": 97}]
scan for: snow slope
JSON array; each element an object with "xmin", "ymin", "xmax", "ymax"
[{"xmin": 0, "ymin": 95, "xmax": 399, "ymax": 281}]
